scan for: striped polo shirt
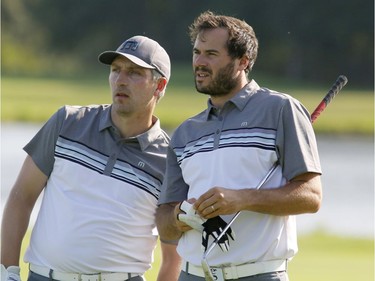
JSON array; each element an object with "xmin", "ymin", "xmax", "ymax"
[
  {"xmin": 159, "ymin": 80, "xmax": 321, "ymax": 266},
  {"xmin": 23, "ymin": 104, "xmax": 170, "ymax": 274}
]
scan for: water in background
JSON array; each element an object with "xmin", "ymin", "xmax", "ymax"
[{"xmin": 1, "ymin": 122, "xmax": 374, "ymax": 238}]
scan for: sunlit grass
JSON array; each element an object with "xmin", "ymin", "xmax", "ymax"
[
  {"xmin": 6, "ymin": 71, "xmax": 373, "ymax": 281},
  {"xmin": 288, "ymin": 232, "xmax": 374, "ymax": 281},
  {"xmin": 18, "ymin": 230, "xmax": 374, "ymax": 281},
  {"xmin": 1, "ymin": 75, "xmax": 373, "ymax": 134}
]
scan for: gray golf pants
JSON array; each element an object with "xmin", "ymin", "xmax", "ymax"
[
  {"xmin": 28, "ymin": 271, "xmax": 144, "ymax": 281},
  {"xmin": 178, "ymin": 270, "xmax": 289, "ymax": 281}
]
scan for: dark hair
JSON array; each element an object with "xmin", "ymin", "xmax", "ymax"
[{"xmin": 189, "ymin": 11, "xmax": 258, "ymax": 72}]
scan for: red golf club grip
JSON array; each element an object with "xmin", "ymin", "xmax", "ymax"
[{"xmin": 311, "ymin": 75, "xmax": 348, "ymax": 123}]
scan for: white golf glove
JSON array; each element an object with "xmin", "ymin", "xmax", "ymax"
[
  {"xmin": 1, "ymin": 264, "xmax": 21, "ymax": 281},
  {"xmin": 178, "ymin": 201, "xmax": 207, "ymax": 232}
]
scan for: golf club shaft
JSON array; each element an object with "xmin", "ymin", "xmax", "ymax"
[
  {"xmin": 204, "ymin": 75, "xmax": 348, "ymax": 255},
  {"xmin": 201, "ymin": 163, "xmax": 279, "ymax": 281},
  {"xmin": 202, "ymin": 162, "xmax": 279, "ymax": 259},
  {"xmin": 201, "ymin": 75, "xmax": 348, "ymax": 280}
]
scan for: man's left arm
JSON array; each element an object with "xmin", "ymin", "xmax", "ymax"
[
  {"xmin": 156, "ymin": 241, "xmax": 181, "ymax": 281},
  {"xmin": 194, "ymin": 172, "xmax": 322, "ymax": 218},
  {"xmin": 243, "ymin": 172, "xmax": 322, "ymax": 215}
]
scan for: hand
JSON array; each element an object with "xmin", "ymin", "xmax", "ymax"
[
  {"xmin": 201, "ymin": 216, "xmax": 235, "ymax": 252},
  {"xmin": 174, "ymin": 199, "xmax": 201, "ymax": 233},
  {"xmin": 1, "ymin": 264, "xmax": 21, "ymax": 281},
  {"xmin": 178, "ymin": 201, "xmax": 207, "ymax": 232},
  {"xmin": 194, "ymin": 187, "xmax": 242, "ymax": 219}
]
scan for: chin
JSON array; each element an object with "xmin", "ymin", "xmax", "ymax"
[
  {"xmin": 195, "ymin": 83, "xmax": 208, "ymax": 94},
  {"xmin": 195, "ymin": 87, "xmax": 210, "ymax": 95}
]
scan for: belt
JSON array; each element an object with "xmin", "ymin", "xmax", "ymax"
[
  {"xmin": 182, "ymin": 259, "xmax": 287, "ymax": 280},
  {"xmin": 29, "ymin": 264, "xmax": 140, "ymax": 281}
]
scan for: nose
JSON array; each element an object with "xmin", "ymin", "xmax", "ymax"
[{"xmin": 193, "ymin": 54, "xmax": 207, "ymax": 68}]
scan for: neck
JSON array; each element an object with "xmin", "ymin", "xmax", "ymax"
[
  {"xmin": 111, "ymin": 108, "xmax": 154, "ymax": 138},
  {"xmin": 210, "ymin": 76, "xmax": 249, "ymax": 109}
]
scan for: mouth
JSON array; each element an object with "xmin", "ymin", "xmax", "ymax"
[
  {"xmin": 195, "ymin": 71, "xmax": 210, "ymax": 82},
  {"xmin": 116, "ymin": 92, "xmax": 128, "ymax": 97},
  {"xmin": 114, "ymin": 91, "xmax": 130, "ymax": 101}
]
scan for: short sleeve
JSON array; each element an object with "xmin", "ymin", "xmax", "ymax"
[
  {"xmin": 23, "ymin": 106, "xmax": 66, "ymax": 176},
  {"xmin": 158, "ymin": 144, "xmax": 189, "ymax": 205},
  {"xmin": 276, "ymin": 97, "xmax": 322, "ymax": 180}
]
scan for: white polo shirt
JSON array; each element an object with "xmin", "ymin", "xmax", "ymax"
[
  {"xmin": 159, "ymin": 80, "xmax": 321, "ymax": 266},
  {"xmin": 24, "ymin": 104, "xmax": 169, "ymax": 274}
]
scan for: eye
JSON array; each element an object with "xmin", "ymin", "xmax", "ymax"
[
  {"xmin": 111, "ymin": 65, "xmax": 120, "ymax": 73},
  {"xmin": 193, "ymin": 48, "xmax": 200, "ymax": 55},
  {"xmin": 128, "ymin": 69, "xmax": 142, "ymax": 76},
  {"xmin": 207, "ymin": 51, "xmax": 218, "ymax": 57}
]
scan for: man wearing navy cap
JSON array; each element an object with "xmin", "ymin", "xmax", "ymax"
[{"xmin": 1, "ymin": 35, "xmax": 181, "ymax": 281}]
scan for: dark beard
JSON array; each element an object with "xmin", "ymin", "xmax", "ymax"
[{"xmin": 195, "ymin": 61, "xmax": 238, "ymax": 97}]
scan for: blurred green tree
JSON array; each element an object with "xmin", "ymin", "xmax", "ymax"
[{"xmin": 1, "ymin": 0, "xmax": 373, "ymax": 86}]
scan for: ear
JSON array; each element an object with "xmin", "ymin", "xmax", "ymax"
[
  {"xmin": 154, "ymin": 78, "xmax": 167, "ymax": 97},
  {"xmin": 238, "ymin": 56, "xmax": 250, "ymax": 71}
]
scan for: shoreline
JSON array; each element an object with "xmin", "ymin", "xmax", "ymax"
[{"xmin": 1, "ymin": 122, "xmax": 374, "ymax": 238}]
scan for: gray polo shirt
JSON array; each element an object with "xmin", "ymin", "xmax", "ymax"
[
  {"xmin": 159, "ymin": 80, "xmax": 321, "ymax": 266},
  {"xmin": 24, "ymin": 104, "xmax": 170, "ymax": 273}
]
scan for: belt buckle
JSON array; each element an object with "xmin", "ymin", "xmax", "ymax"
[
  {"xmin": 209, "ymin": 267, "xmax": 225, "ymax": 281},
  {"xmin": 80, "ymin": 273, "xmax": 101, "ymax": 281}
]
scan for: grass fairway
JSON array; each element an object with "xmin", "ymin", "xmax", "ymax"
[
  {"xmin": 4, "ymin": 73, "xmax": 374, "ymax": 280},
  {"xmin": 19, "ymin": 230, "xmax": 373, "ymax": 281},
  {"xmin": 1, "ymin": 74, "xmax": 374, "ymax": 134},
  {"xmin": 288, "ymin": 232, "xmax": 374, "ymax": 280}
]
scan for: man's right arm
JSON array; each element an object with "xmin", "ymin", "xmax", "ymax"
[
  {"xmin": 156, "ymin": 203, "xmax": 187, "ymax": 242},
  {"xmin": 1, "ymin": 155, "xmax": 48, "ymax": 267},
  {"xmin": 156, "ymin": 242, "xmax": 181, "ymax": 281}
]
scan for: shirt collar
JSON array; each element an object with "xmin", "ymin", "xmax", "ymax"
[
  {"xmin": 204, "ymin": 80, "xmax": 261, "ymax": 120},
  {"xmin": 137, "ymin": 116, "xmax": 163, "ymax": 151},
  {"xmin": 99, "ymin": 105, "xmax": 164, "ymax": 151},
  {"xmin": 99, "ymin": 104, "xmax": 113, "ymax": 132}
]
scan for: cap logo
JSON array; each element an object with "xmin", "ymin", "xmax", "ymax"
[{"xmin": 121, "ymin": 40, "xmax": 139, "ymax": 51}]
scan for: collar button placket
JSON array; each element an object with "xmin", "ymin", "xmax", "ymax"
[{"xmin": 213, "ymin": 113, "xmax": 224, "ymax": 149}]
